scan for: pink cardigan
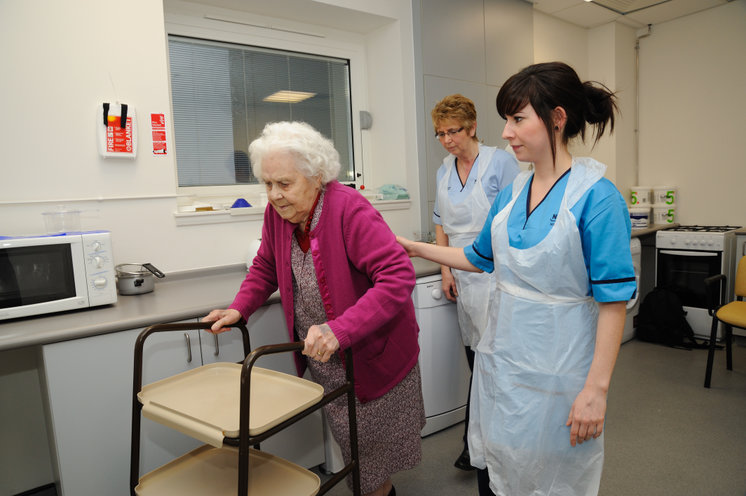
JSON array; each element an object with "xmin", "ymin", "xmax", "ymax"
[{"xmin": 229, "ymin": 181, "xmax": 420, "ymax": 403}]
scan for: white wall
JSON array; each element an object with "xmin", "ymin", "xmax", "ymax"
[
  {"xmin": 637, "ymin": 0, "xmax": 746, "ymax": 226},
  {"xmin": 534, "ymin": 0, "xmax": 746, "ymax": 226},
  {"xmin": 0, "ymin": 4, "xmax": 418, "ymax": 490},
  {"xmin": 1, "ymin": 0, "xmax": 741, "ymax": 274},
  {"xmin": 533, "ymin": 10, "xmax": 588, "ymax": 77},
  {"xmin": 611, "ymin": 23, "xmax": 639, "ymax": 200},
  {"xmin": 0, "ymin": 0, "xmax": 420, "ymax": 273},
  {"xmin": 415, "ymin": 0, "xmax": 533, "ymax": 239},
  {"xmin": 532, "ymin": 11, "xmax": 640, "ymax": 192}
]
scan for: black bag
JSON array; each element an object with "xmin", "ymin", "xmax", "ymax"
[{"xmin": 635, "ymin": 287, "xmax": 709, "ymax": 349}]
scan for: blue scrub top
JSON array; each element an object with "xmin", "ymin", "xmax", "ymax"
[
  {"xmin": 464, "ymin": 167, "xmax": 636, "ymax": 303},
  {"xmin": 432, "ymin": 147, "xmax": 519, "ymax": 225}
]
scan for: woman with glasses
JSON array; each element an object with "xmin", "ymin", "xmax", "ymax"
[
  {"xmin": 431, "ymin": 94, "xmax": 519, "ymax": 471},
  {"xmin": 403, "ymin": 63, "xmax": 635, "ymax": 496}
]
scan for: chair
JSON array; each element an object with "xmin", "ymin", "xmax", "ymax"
[{"xmin": 703, "ymin": 255, "xmax": 746, "ymax": 388}]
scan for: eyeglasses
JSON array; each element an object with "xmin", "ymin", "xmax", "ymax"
[{"xmin": 434, "ymin": 127, "xmax": 464, "ymax": 139}]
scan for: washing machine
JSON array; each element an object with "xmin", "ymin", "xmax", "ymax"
[
  {"xmin": 623, "ymin": 238, "xmax": 642, "ymax": 343},
  {"xmin": 412, "ymin": 273, "xmax": 471, "ymax": 436}
]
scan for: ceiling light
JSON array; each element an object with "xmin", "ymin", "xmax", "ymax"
[
  {"xmin": 590, "ymin": 0, "xmax": 672, "ymax": 15},
  {"xmin": 263, "ymin": 90, "xmax": 316, "ymax": 103}
]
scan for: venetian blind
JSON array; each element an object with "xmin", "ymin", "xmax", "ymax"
[{"xmin": 168, "ymin": 36, "xmax": 354, "ymax": 187}]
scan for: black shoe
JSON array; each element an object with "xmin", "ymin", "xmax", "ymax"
[
  {"xmin": 387, "ymin": 484, "xmax": 396, "ymax": 496},
  {"xmin": 454, "ymin": 446, "xmax": 476, "ymax": 471}
]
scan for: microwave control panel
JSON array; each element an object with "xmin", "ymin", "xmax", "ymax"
[{"xmin": 81, "ymin": 231, "xmax": 118, "ymax": 305}]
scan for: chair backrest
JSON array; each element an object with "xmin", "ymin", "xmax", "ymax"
[{"xmin": 735, "ymin": 256, "xmax": 746, "ymax": 298}]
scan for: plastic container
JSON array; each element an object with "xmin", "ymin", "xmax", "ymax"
[
  {"xmin": 652, "ymin": 186, "xmax": 676, "ymax": 205},
  {"xmin": 652, "ymin": 203, "xmax": 676, "ymax": 225},
  {"xmin": 629, "ymin": 206, "xmax": 651, "ymax": 229},
  {"xmin": 42, "ymin": 207, "xmax": 81, "ymax": 234},
  {"xmin": 630, "ymin": 186, "xmax": 651, "ymax": 206}
]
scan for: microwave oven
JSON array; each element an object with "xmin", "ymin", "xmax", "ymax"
[{"xmin": 0, "ymin": 231, "xmax": 117, "ymax": 321}]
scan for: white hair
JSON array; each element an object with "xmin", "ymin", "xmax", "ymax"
[{"xmin": 248, "ymin": 121, "xmax": 341, "ymax": 185}]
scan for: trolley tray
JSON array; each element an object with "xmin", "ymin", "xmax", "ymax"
[
  {"xmin": 138, "ymin": 362, "xmax": 324, "ymax": 446},
  {"xmin": 135, "ymin": 445, "xmax": 320, "ymax": 496}
]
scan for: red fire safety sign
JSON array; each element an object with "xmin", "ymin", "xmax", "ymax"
[{"xmin": 151, "ymin": 113, "xmax": 167, "ymax": 155}]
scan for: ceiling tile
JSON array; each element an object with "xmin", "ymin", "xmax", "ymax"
[
  {"xmin": 540, "ymin": 2, "xmax": 620, "ymax": 28},
  {"xmin": 592, "ymin": 0, "xmax": 674, "ymax": 15},
  {"xmin": 529, "ymin": 0, "xmax": 730, "ymax": 28},
  {"xmin": 530, "ymin": 0, "xmax": 585, "ymax": 15},
  {"xmin": 624, "ymin": 0, "xmax": 728, "ymax": 25}
]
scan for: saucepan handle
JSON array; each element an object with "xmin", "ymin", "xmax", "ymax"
[{"xmin": 141, "ymin": 263, "xmax": 166, "ymax": 278}]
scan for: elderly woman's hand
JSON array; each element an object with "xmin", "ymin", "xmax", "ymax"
[
  {"xmin": 202, "ymin": 308, "xmax": 242, "ymax": 333},
  {"xmin": 303, "ymin": 323, "xmax": 340, "ymax": 362}
]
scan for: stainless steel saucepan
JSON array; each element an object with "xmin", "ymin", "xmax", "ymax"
[{"xmin": 115, "ymin": 263, "xmax": 165, "ymax": 295}]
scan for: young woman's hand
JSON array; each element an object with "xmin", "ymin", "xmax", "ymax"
[
  {"xmin": 566, "ymin": 385, "xmax": 607, "ymax": 447},
  {"xmin": 396, "ymin": 235, "xmax": 418, "ymax": 257}
]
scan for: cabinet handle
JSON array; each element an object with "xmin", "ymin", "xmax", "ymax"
[
  {"xmin": 213, "ymin": 333, "xmax": 220, "ymax": 356},
  {"xmin": 184, "ymin": 333, "xmax": 192, "ymax": 363}
]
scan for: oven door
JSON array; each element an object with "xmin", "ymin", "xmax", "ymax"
[{"xmin": 656, "ymin": 249, "xmax": 723, "ymax": 309}]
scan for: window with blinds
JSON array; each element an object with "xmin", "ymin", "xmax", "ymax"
[{"xmin": 168, "ymin": 36, "xmax": 355, "ymax": 187}]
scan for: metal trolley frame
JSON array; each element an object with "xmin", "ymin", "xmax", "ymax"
[{"xmin": 129, "ymin": 321, "xmax": 360, "ymax": 495}]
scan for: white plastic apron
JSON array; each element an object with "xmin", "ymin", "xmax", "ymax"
[
  {"xmin": 437, "ymin": 145, "xmax": 496, "ymax": 347},
  {"xmin": 469, "ymin": 159, "xmax": 606, "ymax": 496}
]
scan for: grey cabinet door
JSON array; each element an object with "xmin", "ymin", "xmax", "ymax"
[
  {"xmin": 41, "ymin": 328, "xmax": 140, "ymax": 496},
  {"xmin": 40, "ymin": 323, "xmax": 203, "ymax": 496}
]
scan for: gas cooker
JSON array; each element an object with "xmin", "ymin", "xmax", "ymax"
[
  {"xmin": 657, "ymin": 225, "xmax": 741, "ymax": 251},
  {"xmin": 667, "ymin": 225, "xmax": 741, "ymax": 233}
]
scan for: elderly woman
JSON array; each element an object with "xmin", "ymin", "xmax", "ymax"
[
  {"xmin": 204, "ymin": 121, "xmax": 424, "ymax": 496},
  {"xmin": 431, "ymin": 94, "xmax": 519, "ymax": 470}
]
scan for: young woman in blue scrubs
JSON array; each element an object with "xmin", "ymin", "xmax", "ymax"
[
  {"xmin": 399, "ymin": 62, "xmax": 636, "ymax": 496},
  {"xmin": 431, "ymin": 94, "xmax": 519, "ymax": 471}
]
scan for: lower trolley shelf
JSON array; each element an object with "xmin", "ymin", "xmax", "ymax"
[{"xmin": 135, "ymin": 445, "xmax": 320, "ymax": 496}]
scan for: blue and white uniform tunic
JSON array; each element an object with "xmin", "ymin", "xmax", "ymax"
[
  {"xmin": 433, "ymin": 144, "xmax": 518, "ymax": 347},
  {"xmin": 464, "ymin": 158, "xmax": 635, "ymax": 496}
]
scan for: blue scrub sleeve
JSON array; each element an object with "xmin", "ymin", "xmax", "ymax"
[{"xmin": 574, "ymin": 181, "xmax": 636, "ymax": 302}]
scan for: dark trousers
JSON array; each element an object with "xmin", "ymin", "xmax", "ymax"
[
  {"xmin": 477, "ymin": 468, "xmax": 496, "ymax": 496},
  {"xmin": 463, "ymin": 345, "xmax": 475, "ymax": 445},
  {"xmin": 469, "ymin": 348, "xmax": 494, "ymax": 495}
]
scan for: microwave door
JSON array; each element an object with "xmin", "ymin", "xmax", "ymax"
[{"xmin": 0, "ymin": 238, "xmax": 89, "ymax": 318}]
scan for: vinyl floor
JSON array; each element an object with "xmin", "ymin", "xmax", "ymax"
[{"xmin": 320, "ymin": 336, "xmax": 746, "ymax": 495}]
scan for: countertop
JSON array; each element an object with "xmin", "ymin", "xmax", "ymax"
[
  {"xmin": 0, "ymin": 223, "xmax": 675, "ymax": 352},
  {"xmin": 630, "ymin": 223, "xmax": 676, "ymax": 238},
  {"xmin": 0, "ymin": 258, "xmax": 442, "ymax": 352}
]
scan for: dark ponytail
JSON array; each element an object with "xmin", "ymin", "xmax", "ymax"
[
  {"xmin": 497, "ymin": 61, "xmax": 618, "ymax": 165},
  {"xmin": 582, "ymin": 81, "xmax": 617, "ymax": 145}
]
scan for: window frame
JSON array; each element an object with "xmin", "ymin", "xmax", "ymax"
[{"xmin": 164, "ymin": 9, "xmax": 369, "ymax": 201}]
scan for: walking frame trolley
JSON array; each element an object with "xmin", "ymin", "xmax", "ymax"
[{"xmin": 130, "ymin": 322, "xmax": 361, "ymax": 495}]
